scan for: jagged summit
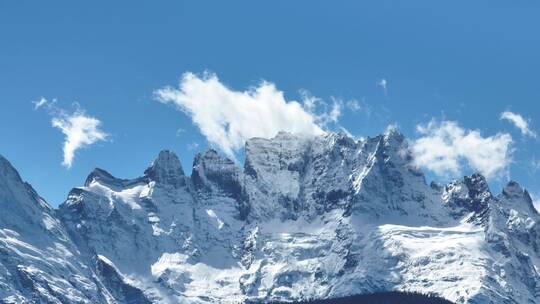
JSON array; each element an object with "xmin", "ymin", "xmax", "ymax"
[
  {"xmin": 442, "ymin": 172, "xmax": 492, "ymax": 222},
  {"xmin": 84, "ymin": 167, "xmax": 121, "ymax": 186},
  {"xmin": 499, "ymin": 180, "xmax": 538, "ymax": 213},
  {"xmin": 383, "ymin": 126, "xmax": 406, "ymax": 143},
  {"xmin": 0, "ymin": 154, "xmax": 54, "ymax": 229},
  {"xmin": 192, "ymin": 148, "xmax": 232, "ymax": 167},
  {"xmin": 0, "ymin": 154, "xmax": 10, "ymax": 167},
  {"xmin": 464, "ymin": 173, "xmax": 491, "ymax": 194},
  {"xmin": 502, "ymin": 180, "xmax": 526, "ymax": 198},
  {"xmin": 144, "ymin": 149, "xmax": 185, "ymax": 186},
  {"xmin": 0, "ymin": 154, "xmax": 24, "ymax": 184},
  {"xmin": 463, "ymin": 172, "xmax": 492, "ymax": 207},
  {"xmin": 192, "ymin": 149, "xmax": 241, "ymax": 195}
]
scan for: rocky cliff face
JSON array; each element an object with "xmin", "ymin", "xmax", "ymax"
[{"xmin": 1, "ymin": 131, "xmax": 540, "ymax": 303}]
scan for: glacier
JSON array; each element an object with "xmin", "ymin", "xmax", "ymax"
[{"xmin": 1, "ymin": 130, "xmax": 540, "ymax": 303}]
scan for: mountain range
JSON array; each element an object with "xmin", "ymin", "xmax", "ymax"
[{"xmin": 1, "ymin": 130, "xmax": 539, "ymax": 303}]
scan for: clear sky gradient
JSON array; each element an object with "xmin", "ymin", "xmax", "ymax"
[{"xmin": 1, "ymin": 1, "xmax": 539, "ymax": 206}]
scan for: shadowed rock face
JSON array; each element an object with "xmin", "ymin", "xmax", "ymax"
[
  {"xmin": 94, "ymin": 256, "xmax": 152, "ymax": 304},
  {"xmin": 192, "ymin": 149, "xmax": 243, "ymax": 199},
  {"xmin": 2, "ymin": 131, "xmax": 540, "ymax": 304},
  {"xmin": 442, "ymin": 173, "xmax": 491, "ymax": 223},
  {"xmin": 144, "ymin": 150, "xmax": 186, "ymax": 187}
]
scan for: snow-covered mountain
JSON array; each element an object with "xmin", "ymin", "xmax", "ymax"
[
  {"xmin": 1, "ymin": 131, "xmax": 540, "ymax": 303},
  {"xmin": 0, "ymin": 156, "xmax": 121, "ymax": 303}
]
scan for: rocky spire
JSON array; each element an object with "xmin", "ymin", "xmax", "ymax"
[
  {"xmin": 192, "ymin": 149, "xmax": 244, "ymax": 201},
  {"xmin": 144, "ymin": 150, "xmax": 185, "ymax": 187},
  {"xmin": 499, "ymin": 181, "xmax": 537, "ymax": 213},
  {"xmin": 443, "ymin": 173, "xmax": 491, "ymax": 222},
  {"xmin": 464, "ymin": 173, "xmax": 492, "ymax": 205}
]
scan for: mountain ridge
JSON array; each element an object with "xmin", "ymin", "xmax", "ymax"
[{"xmin": 1, "ymin": 131, "xmax": 539, "ymax": 303}]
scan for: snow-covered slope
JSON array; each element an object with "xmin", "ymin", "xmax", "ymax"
[
  {"xmin": 0, "ymin": 156, "xmax": 115, "ymax": 303},
  {"xmin": 1, "ymin": 131, "xmax": 540, "ymax": 303}
]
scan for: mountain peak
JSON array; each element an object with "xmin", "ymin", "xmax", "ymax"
[
  {"xmin": 0, "ymin": 154, "xmax": 8, "ymax": 165},
  {"xmin": 144, "ymin": 150, "xmax": 185, "ymax": 186},
  {"xmin": 0, "ymin": 154, "xmax": 23, "ymax": 184},
  {"xmin": 498, "ymin": 180, "xmax": 537, "ymax": 212},
  {"xmin": 325, "ymin": 132, "xmax": 357, "ymax": 148},
  {"xmin": 192, "ymin": 149, "xmax": 235, "ymax": 173},
  {"xmin": 383, "ymin": 127, "xmax": 405, "ymax": 144},
  {"xmin": 464, "ymin": 172, "xmax": 491, "ymax": 200},
  {"xmin": 192, "ymin": 148, "xmax": 242, "ymax": 200},
  {"xmin": 443, "ymin": 173, "xmax": 491, "ymax": 219},
  {"xmin": 194, "ymin": 148, "xmax": 222, "ymax": 161},
  {"xmin": 502, "ymin": 181, "xmax": 524, "ymax": 198},
  {"xmin": 84, "ymin": 168, "xmax": 118, "ymax": 187}
]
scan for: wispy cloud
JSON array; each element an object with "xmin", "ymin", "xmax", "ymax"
[
  {"xmin": 317, "ymin": 97, "xmax": 342, "ymax": 126},
  {"xmin": 412, "ymin": 119, "xmax": 513, "ymax": 179},
  {"xmin": 176, "ymin": 128, "xmax": 186, "ymax": 137},
  {"xmin": 299, "ymin": 90, "xmax": 343, "ymax": 126},
  {"xmin": 33, "ymin": 98, "xmax": 108, "ymax": 168},
  {"xmin": 500, "ymin": 111, "xmax": 536, "ymax": 138},
  {"xmin": 345, "ymin": 98, "xmax": 372, "ymax": 120},
  {"xmin": 378, "ymin": 78, "xmax": 388, "ymax": 96},
  {"xmin": 346, "ymin": 99, "xmax": 362, "ymax": 112},
  {"xmin": 155, "ymin": 72, "xmax": 340, "ymax": 159},
  {"xmin": 32, "ymin": 97, "xmax": 50, "ymax": 110},
  {"xmin": 187, "ymin": 142, "xmax": 200, "ymax": 151},
  {"xmin": 533, "ymin": 157, "xmax": 540, "ymax": 173},
  {"xmin": 299, "ymin": 89, "xmax": 320, "ymax": 113}
]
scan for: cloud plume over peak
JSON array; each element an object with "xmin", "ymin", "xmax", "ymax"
[
  {"xmin": 155, "ymin": 72, "xmax": 340, "ymax": 159},
  {"xmin": 412, "ymin": 120, "xmax": 513, "ymax": 179}
]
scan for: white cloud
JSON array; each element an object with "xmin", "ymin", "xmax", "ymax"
[
  {"xmin": 52, "ymin": 112, "xmax": 108, "ymax": 168},
  {"xmin": 378, "ymin": 78, "xmax": 388, "ymax": 96},
  {"xmin": 187, "ymin": 142, "xmax": 200, "ymax": 151},
  {"xmin": 32, "ymin": 97, "xmax": 49, "ymax": 109},
  {"xmin": 412, "ymin": 120, "xmax": 513, "ymax": 179},
  {"xmin": 500, "ymin": 111, "xmax": 536, "ymax": 138},
  {"xmin": 299, "ymin": 90, "xmax": 342, "ymax": 126},
  {"xmin": 155, "ymin": 72, "xmax": 331, "ymax": 159},
  {"xmin": 175, "ymin": 128, "xmax": 186, "ymax": 137},
  {"xmin": 346, "ymin": 98, "xmax": 372, "ymax": 119},
  {"xmin": 532, "ymin": 157, "xmax": 540, "ymax": 173},
  {"xmin": 339, "ymin": 126, "xmax": 359, "ymax": 140},
  {"xmin": 330, "ymin": 102, "xmax": 341, "ymax": 122},
  {"xmin": 346, "ymin": 99, "xmax": 361, "ymax": 112},
  {"xmin": 385, "ymin": 123, "xmax": 400, "ymax": 134},
  {"xmin": 299, "ymin": 89, "xmax": 320, "ymax": 113},
  {"xmin": 34, "ymin": 98, "xmax": 108, "ymax": 168},
  {"xmin": 318, "ymin": 97, "xmax": 342, "ymax": 126}
]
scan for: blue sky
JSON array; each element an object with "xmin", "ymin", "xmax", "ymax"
[{"xmin": 1, "ymin": 1, "xmax": 540, "ymax": 207}]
